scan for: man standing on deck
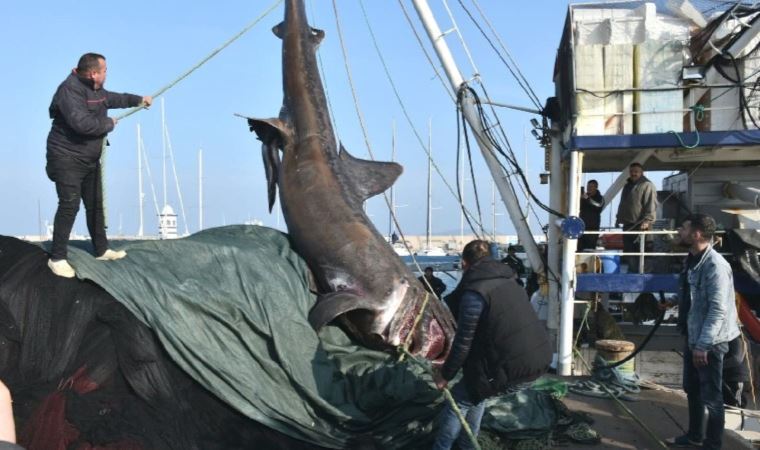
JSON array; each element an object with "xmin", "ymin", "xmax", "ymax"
[
  {"xmin": 666, "ymin": 214, "xmax": 740, "ymax": 450},
  {"xmin": 616, "ymin": 162, "xmax": 657, "ymax": 272},
  {"xmin": 579, "ymin": 179, "xmax": 605, "ymax": 251},
  {"xmin": 46, "ymin": 53, "xmax": 152, "ymax": 278},
  {"xmin": 432, "ymin": 240, "xmax": 551, "ymax": 450}
]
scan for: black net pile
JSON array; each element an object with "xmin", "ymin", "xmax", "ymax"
[{"xmin": 0, "ymin": 235, "xmax": 323, "ymax": 450}]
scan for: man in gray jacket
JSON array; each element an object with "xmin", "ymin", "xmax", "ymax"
[
  {"xmin": 616, "ymin": 162, "xmax": 657, "ymax": 272},
  {"xmin": 667, "ymin": 214, "xmax": 740, "ymax": 450}
]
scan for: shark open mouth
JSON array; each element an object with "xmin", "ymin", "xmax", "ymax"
[{"xmin": 390, "ymin": 297, "xmax": 452, "ymax": 363}]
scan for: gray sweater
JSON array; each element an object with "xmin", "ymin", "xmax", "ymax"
[{"xmin": 616, "ymin": 175, "xmax": 657, "ymax": 226}]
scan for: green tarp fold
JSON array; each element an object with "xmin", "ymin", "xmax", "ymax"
[{"xmin": 66, "ymin": 225, "xmax": 562, "ymax": 448}]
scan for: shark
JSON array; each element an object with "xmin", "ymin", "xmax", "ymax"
[{"xmin": 245, "ymin": 0, "xmax": 455, "ymax": 361}]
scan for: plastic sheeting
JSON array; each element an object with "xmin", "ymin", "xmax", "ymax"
[
  {"xmin": 64, "ymin": 225, "xmax": 441, "ymax": 448},
  {"xmin": 1, "ymin": 225, "xmax": 574, "ymax": 449}
]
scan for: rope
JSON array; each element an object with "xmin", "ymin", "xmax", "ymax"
[
  {"xmin": 399, "ymin": 347, "xmax": 482, "ymax": 450},
  {"xmin": 397, "ymin": 291, "xmax": 431, "ymax": 362},
  {"xmin": 667, "ymin": 105, "xmax": 705, "ymax": 149},
  {"xmin": 395, "ymin": 0, "xmax": 455, "ymax": 102},
  {"xmin": 573, "ymin": 349, "xmax": 669, "ymax": 450},
  {"xmin": 357, "ymin": 0, "xmax": 486, "ymax": 236},
  {"xmin": 441, "ymin": 0, "xmax": 480, "ymax": 78},
  {"xmin": 455, "ymin": 0, "xmax": 542, "ymax": 110},
  {"xmin": 99, "ymin": 0, "xmax": 282, "ymax": 226},
  {"xmin": 332, "ymin": 0, "xmax": 446, "ymax": 304},
  {"xmin": 572, "ymin": 303, "xmax": 668, "ymax": 448},
  {"xmin": 118, "ymin": 0, "xmax": 283, "ymax": 122}
]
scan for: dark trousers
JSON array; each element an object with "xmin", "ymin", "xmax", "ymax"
[
  {"xmin": 621, "ymin": 223, "xmax": 640, "ymax": 273},
  {"xmin": 579, "ymin": 231, "xmax": 598, "ymax": 251},
  {"xmin": 46, "ymin": 156, "xmax": 108, "ymax": 260},
  {"xmin": 683, "ymin": 341, "xmax": 728, "ymax": 450}
]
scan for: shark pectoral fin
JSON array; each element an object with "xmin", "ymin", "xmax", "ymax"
[
  {"xmin": 248, "ymin": 118, "xmax": 287, "ymax": 212},
  {"xmin": 338, "ymin": 143, "xmax": 403, "ymax": 203},
  {"xmin": 310, "ymin": 27, "xmax": 325, "ymax": 46},
  {"xmin": 308, "ymin": 292, "xmax": 375, "ymax": 330}
]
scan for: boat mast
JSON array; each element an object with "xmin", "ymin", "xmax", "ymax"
[
  {"xmin": 161, "ymin": 98, "xmax": 167, "ymax": 209},
  {"xmin": 411, "ymin": 0, "xmax": 544, "ymax": 274},
  {"xmin": 491, "ymin": 180, "xmax": 496, "ymax": 241},
  {"xmin": 137, "ymin": 124, "xmax": 144, "ymax": 237},
  {"xmin": 198, "ymin": 147, "xmax": 203, "ymax": 231},
  {"xmin": 389, "ymin": 121, "xmax": 396, "ymax": 240},
  {"xmin": 426, "ymin": 118, "xmax": 432, "ymax": 250}
]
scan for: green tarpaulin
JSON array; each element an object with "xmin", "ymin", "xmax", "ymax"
[{"xmin": 65, "ymin": 225, "xmax": 561, "ymax": 448}]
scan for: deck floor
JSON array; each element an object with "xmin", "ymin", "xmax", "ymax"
[{"xmin": 559, "ymin": 385, "xmax": 752, "ymax": 449}]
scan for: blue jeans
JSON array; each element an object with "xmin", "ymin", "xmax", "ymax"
[
  {"xmin": 683, "ymin": 341, "xmax": 728, "ymax": 450},
  {"xmin": 432, "ymin": 382, "xmax": 486, "ymax": 450}
]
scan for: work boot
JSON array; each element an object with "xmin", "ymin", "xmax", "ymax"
[
  {"xmin": 48, "ymin": 259, "xmax": 76, "ymax": 278},
  {"xmin": 665, "ymin": 435, "xmax": 701, "ymax": 447},
  {"xmin": 96, "ymin": 249, "xmax": 127, "ymax": 261}
]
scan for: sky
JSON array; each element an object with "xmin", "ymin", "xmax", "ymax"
[{"xmin": 0, "ymin": 0, "xmax": 580, "ymax": 238}]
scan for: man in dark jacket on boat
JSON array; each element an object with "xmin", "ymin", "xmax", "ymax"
[
  {"xmin": 616, "ymin": 162, "xmax": 657, "ymax": 272},
  {"xmin": 418, "ymin": 267, "xmax": 447, "ymax": 299},
  {"xmin": 46, "ymin": 53, "xmax": 152, "ymax": 278},
  {"xmin": 579, "ymin": 179, "xmax": 605, "ymax": 251},
  {"xmin": 432, "ymin": 240, "xmax": 551, "ymax": 450}
]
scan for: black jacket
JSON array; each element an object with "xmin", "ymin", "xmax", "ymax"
[
  {"xmin": 418, "ymin": 274, "xmax": 446, "ymax": 298},
  {"xmin": 47, "ymin": 73, "xmax": 142, "ymax": 162},
  {"xmin": 443, "ymin": 259, "xmax": 551, "ymax": 403},
  {"xmin": 579, "ymin": 191, "xmax": 605, "ymax": 231}
]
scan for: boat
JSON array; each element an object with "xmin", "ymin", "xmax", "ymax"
[{"xmin": 392, "ymin": 242, "xmax": 411, "ymax": 256}]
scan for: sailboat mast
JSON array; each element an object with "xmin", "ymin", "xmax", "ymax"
[
  {"xmin": 199, "ymin": 148, "xmax": 204, "ymax": 231},
  {"xmin": 389, "ymin": 121, "xmax": 396, "ymax": 240},
  {"xmin": 137, "ymin": 124, "xmax": 144, "ymax": 237},
  {"xmin": 161, "ymin": 98, "xmax": 167, "ymax": 208},
  {"xmin": 524, "ymin": 126, "xmax": 530, "ymax": 230},
  {"xmin": 459, "ymin": 140, "xmax": 464, "ymax": 249},
  {"xmin": 426, "ymin": 119, "xmax": 432, "ymax": 250}
]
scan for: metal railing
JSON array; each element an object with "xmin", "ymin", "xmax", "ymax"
[{"xmin": 578, "ymin": 229, "xmax": 727, "ymax": 273}]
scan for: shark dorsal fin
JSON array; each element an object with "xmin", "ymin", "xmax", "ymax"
[
  {"xmin": 273, "ymin": 22, "xmax": 285, "ymax": 39},
  {"xmin": 338, "ymin": 143, "xmax": 402, "ymax": 207}
]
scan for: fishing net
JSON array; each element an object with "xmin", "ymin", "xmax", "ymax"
[{"xmin": 0, "ymin": 226, "xmax": 590, "ymax": 449}]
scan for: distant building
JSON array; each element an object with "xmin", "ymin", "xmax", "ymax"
[{"xmin": 158, "ymin": 204, "xmax": 178, "ymax": 240}]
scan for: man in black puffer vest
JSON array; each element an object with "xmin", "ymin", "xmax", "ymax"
[{"xmin": 432, "ymin": 240, "xmax": 551, "ymax": 450}]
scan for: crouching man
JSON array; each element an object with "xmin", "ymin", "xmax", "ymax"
[{"xmin": 432, "ymin": 240, "xmax": 552, "ymax": 450}]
